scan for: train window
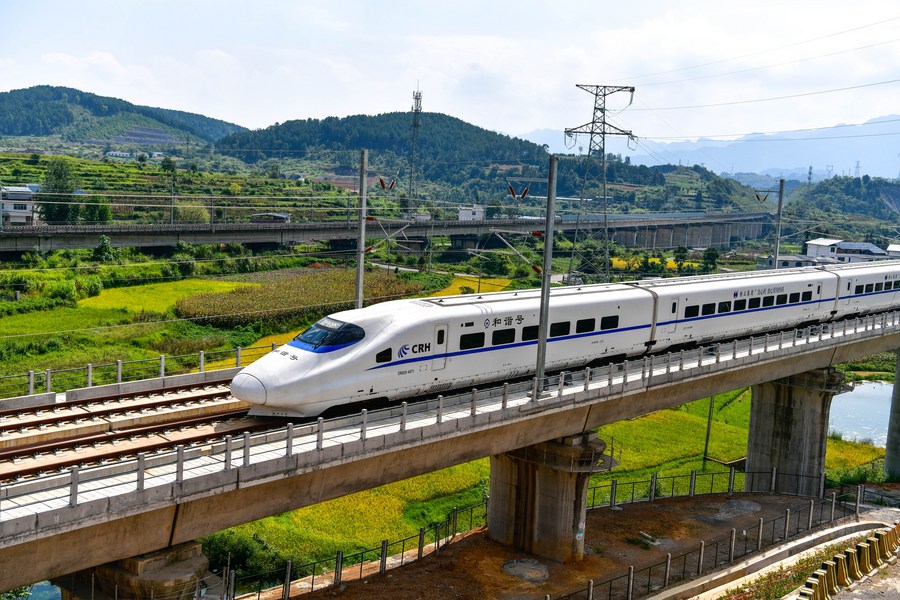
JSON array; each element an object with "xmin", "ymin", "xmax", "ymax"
[
  {"xmin": 576, "ymin": 318, "xmax": 595, "ymax": 334},
  {"xmin": 776, "ymin": 294, "xmax": 788, "ymax": 305},
  {"xmin": 599, "ymin": 315, "xmax": 617, "ymax": 330},
  {"xmin": 328, "ymin": 323, "xmax": 366, "ymax": 346},
  {"xmin": 789, "ymin": 292, "xmax": 800, "ymax": 303},
  {"xmin": 865, "ymin": 284, "xmax": 874, "ymax": 293},
  {"xmin": 855, "ymin": 285, "xmax": 864, "ymax": 294},
  {"xmin": 734, "ymin": 299, "xmax": 747, "ymax": 311},
  {"xmin": 718, "ymin": 301, "xmax": 731, "ymax": 314},
  {"xmin": 295, "ymin": 318, "xmax": 364, "ymax": 348},
  {"xmin": 875, "ymin": 283, "xmax": 883, "ymax": 292},
  {"xmin": 492, "ymin": 328, "xmax": 515, "ymax": 345},
  {"xmin": 437, "ymin": 330, "xmax": 445, "ymax": 345},
  {"xmin": 671, "ymin": 302, "xmax": 677, "ymax": 314},
  {"xmin": 685, "ymin": 305, "xmax": 700, "ymax": 318},
  {"xmin": 522, "ymin": 325, "xmax": 539, "ymax": 341},
  {"xmin": 762, "ymin": 296, "xmax": 774, "ymax": 307},
  {"xmin": 460, "ymin": 332, "xmax": 485, "ymax": 350},
  {"xmin": 801, "ymin": 291, "xmax": 812, "ymax": 302},
  {"xmin": 701, "ymin": 303, "xmax": 715, "ymax": 316},
  {"xmin": 376, "ymin": 348, "xmax": 392, "ymax": 363},
  {"xmin": 748, "ymin": 297, "xmax": 761, "ymax": 309},
  {"xmin": 550, "ymin": 322, "xmax": 571, "ymax": 337}
]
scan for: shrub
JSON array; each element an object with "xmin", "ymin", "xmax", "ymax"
[
  {"xmin": 47, "ymin": 281, "xmax": 76, "ymax": 302},
  {"xmin": 75, "ymin": 276, "xmax": 103, "ymax": 298}
]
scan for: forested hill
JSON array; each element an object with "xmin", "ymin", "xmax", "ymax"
[
  {"xmin": 0, "ymin": 86, "xmax": 246, "ymax": 142},
  {"xmin": 215, "ymin": 112, "xmax": 543, "ymax": 165},
  {"xmin": 785, "ymin": 175, "xmax": 900, "ymax": 241},
  {"xmin": 214, "ymin": 112, "xmax": 680, "ymax": 204}
]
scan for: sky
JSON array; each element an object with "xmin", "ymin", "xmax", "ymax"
[{"xmin": 2, "ymin": 1, "xmax": 899, "ymax": 159}]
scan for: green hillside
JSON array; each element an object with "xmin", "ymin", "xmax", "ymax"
[
  {"xmin": 0, "ymin": 85, "xmax": 246, "ymax": 143},
  {"xmin": 783, "ymin": 176, "xmax": 900, "ymax": 245}
]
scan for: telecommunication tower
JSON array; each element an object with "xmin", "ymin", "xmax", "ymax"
[
  {"xmin": 565, "ymin": 84, "xmax": 636, "ymax": 283},
  {"xmin": 407, "ymin": 88, "xmax": 423, "ymax": 216}
]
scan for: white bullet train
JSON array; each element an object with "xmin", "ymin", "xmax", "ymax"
[{"xmin": 231, "ymin": 261, "xmax": 900, "ymax": 417}]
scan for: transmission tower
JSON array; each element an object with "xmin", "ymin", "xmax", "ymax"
[
  {"xmin": 564, "ymin": 84, "xmax": 635, "ymax": 283},
  {"xmin": 406, "ymin": 88, "xmax": 423, "ymax": 216}
]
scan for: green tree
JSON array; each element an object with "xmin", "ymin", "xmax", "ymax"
[
  {"xmin": 160, "ymin": 156, "xmax": 176, "ymax": 175},
  {"xmin": 136, "ymin": 153, "xmax": 148, "ymax": 168},
  {"xmin": 39, "ymin": 157, "xmax": 80, "ymax": 224},
  {"xmin": 702, "ymin": 247, "xmax": 720, "ymax": 272},
  {"xmin": 175, "ymin": 200, "xmax": 210, "ymax": 223},
  {"xmin": 92, "ymin": 235, "xmax": 118, "ymax": 262},
  {"xmin": 0, "ymin": 586, "xmax": 31, "ymax": 600},
  {"xmin": 81, "ymin": 196, "xmax": 112, "ymax": 224},
  {"xmin": 673, "ymin": 246, "xmax": 689, "ymax": 272}
]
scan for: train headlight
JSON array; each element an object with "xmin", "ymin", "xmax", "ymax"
[{"xmin": 231, "ymin": 372, "xmax": 267, "ymax": 405}]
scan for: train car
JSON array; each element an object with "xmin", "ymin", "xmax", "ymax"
[{"xmin": 231, "ymin": 261, "xmax": 900, "ymax": 418}]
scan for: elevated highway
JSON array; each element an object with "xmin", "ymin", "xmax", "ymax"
[
  {"xmin": 1, "ymin": 312, "xmax": 898, "ymax": 590},
  {"xmin": 0, "ymin": 212, "xmax": 772, "ymax": 253}
]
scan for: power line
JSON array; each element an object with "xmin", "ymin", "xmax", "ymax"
[
  {"xmin": 617, "ymin": 15, "xmax": 900, "ymax": 83},
  {"xmin": 632, "ymin": 78, "xmax": 900, "ymax": 111}
]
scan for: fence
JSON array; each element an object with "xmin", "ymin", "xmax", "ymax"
[
  {"xmin": 197, "ymin": 471, "xmax": 863, "ymax": 600},
  {"xmin": 553, "ymin": 486, "xmax": 861, "ymax": 600},
  {"xmin": 0, "ymin": 344, "xmax": 275, "ymax": 399}
]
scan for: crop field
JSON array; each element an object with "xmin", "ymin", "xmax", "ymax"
[
  {"xmin": 80, "ymin": 279, "xmax": 254, "ymax": 313},
  {"xmin": 175, "ymin": 268, "xmax": 420, "ymax": 329}
]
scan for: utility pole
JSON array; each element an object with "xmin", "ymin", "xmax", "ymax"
[
  {"xmin": 773, "ymin": 179, "xmax": 785, "ymax": 269},
  {"xmin": 406, "ymin": 88, "xmax": 422, "ymax": 218},
  {"xmin": 534, "ymin": 156, "xmax": 558, "ymax": 392},
  {"xmin": 565, "ymin": 84, "xmax": 635, "ymax": 283},
  {"xmin": 356, "ymin": 150, "xmax": 368, "ymax": 309}
]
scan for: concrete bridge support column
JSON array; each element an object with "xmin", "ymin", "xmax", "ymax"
[
  {"xmin": 488, "ymin": 432, "xmax": 612, "ymax": 563},
  {"xmin": 746, "ymin": 369, "xmax": 845, "ymax": 497},
  {"xmin": 63, "ymin": 542, "xmax": 208, "ymax": 600},
  {"xmin": 883, "ymin": 351, "xmax": 900, "ymax": 480}
]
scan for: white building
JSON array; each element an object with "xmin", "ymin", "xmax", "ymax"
[
  {"xmin": 887, "ymin": 244, "xmax": 900, "ymax": 258},
  {"xmin": 458, "ymin": 205, "xmax": 485, "ymax": 221},
  {"xmin": 805, "ymin": 237, "xmax": 888, "ymax": 263},
  {"xmin": 1, "ymin": 185, "xmax": 36, "ymax": 227}
]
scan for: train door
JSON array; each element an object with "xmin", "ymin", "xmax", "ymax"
[
  {"xmin": 665, "ymin": 298, "xmax": 679, "ymax": 333},
  {"xmin": 432, "ymin": 324, "xmax": 448, "ymax": 370}
]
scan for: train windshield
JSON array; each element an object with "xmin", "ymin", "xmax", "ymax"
[{"xmin": 295, "ymin": 317, "xmax": 365, "ymax": 349}]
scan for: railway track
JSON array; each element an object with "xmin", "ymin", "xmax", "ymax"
[{"xmin": 0, "ymin": 382, "xmax": 285, "ymax": 481}]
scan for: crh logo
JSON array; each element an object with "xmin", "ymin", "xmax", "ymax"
[{"xmin": 398, "ymin": 344, "xmax": 410, "ymax": 358}]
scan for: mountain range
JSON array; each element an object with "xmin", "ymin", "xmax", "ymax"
[{"xmin": 519, "ymin": 116, "xmax": 900, "ymax": 181}]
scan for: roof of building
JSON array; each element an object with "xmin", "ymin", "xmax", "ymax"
[
  {"xmin": 836, "ymin": 241, "xmax": 887, "ymax": 254},
  {"xmin": 887, "ymin": 244, "xmax": 900, "ymax": 253},
  {"xmin": 806, "ymin": 237, "xmax": 843, "ymax": 247}
]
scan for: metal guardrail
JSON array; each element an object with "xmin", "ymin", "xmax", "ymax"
[
  {"xmin": 0, "ymin": 344, "xmax": 276, "ymax": 400},
  {"xmin": 2, "ymin": 311, "xmax": 899, "ymax": 523}
]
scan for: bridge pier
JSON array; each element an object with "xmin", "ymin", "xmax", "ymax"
[
  {"xmin": 61, "ymin": 541, "xmax": 208, "ymax": 600},
  {"xmin": 746, "ymin": 368, "xmax": 846, "ymax": 497},
  {"xmin": 487, "ymin": 432, "xmax": 613, "ymax": 562},
  {"xmin": 883, "ymin": 350, "xmax": 900, "ymax": 480}
]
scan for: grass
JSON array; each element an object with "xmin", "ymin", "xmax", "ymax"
[{"xmin": 80, "ymin": 279, "xmax": 254, "ymax": 313}]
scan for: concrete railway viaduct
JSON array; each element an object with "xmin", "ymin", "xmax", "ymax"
[{"xmin": 2, "ymin": 311, "xmax": 900, "ymax": 595}]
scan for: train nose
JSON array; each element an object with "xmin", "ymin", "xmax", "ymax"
[{"xmin": 231, "ymin": 372, "xmax": 267, "ymax": 405}]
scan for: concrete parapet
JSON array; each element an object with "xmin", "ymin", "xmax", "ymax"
[
  {"xmin": 0, "ymin": 392, "xmax": 56, "ymax": 411},
  {"xmin": 64, "ymin": 368, "xmax": 240, "ymax": 403}
]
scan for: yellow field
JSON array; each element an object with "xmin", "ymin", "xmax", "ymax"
[
  {"xmin": 429, "ymin": 275, "xmax": 511, "ymax": 296},
  {"xmin": 79, "ymin": 279, "xmax": 255, "ymax": 314}
]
